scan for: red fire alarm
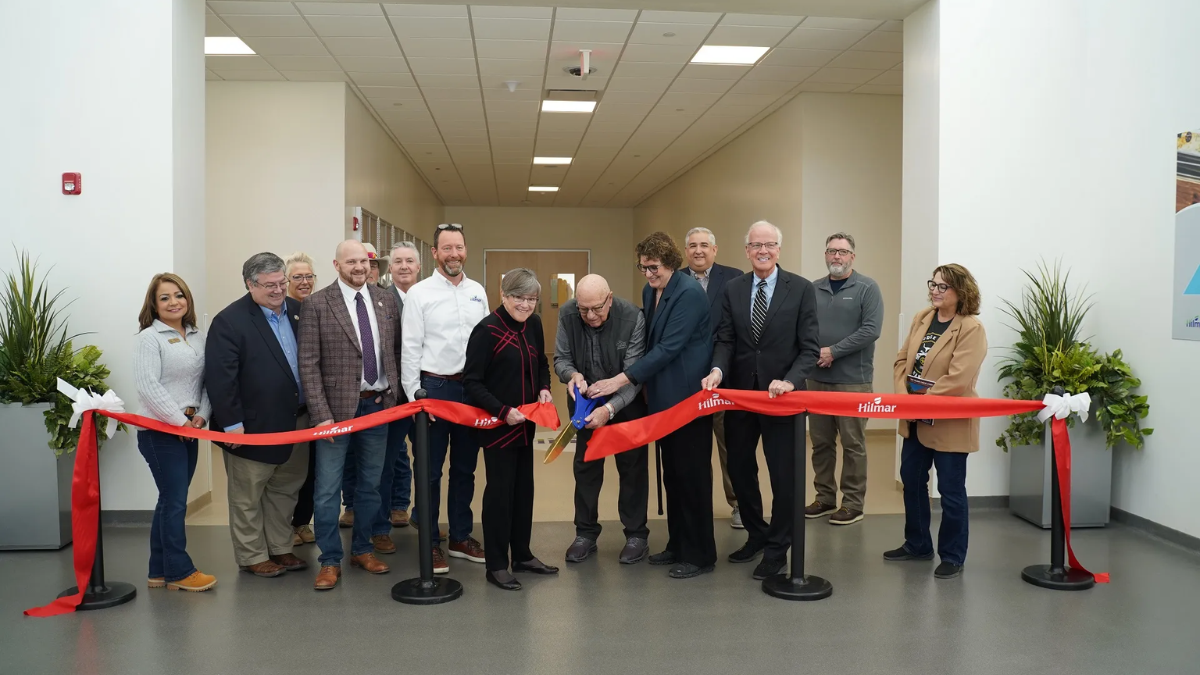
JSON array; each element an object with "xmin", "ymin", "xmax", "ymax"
[{"xmin": 62, "ymin": 173, "xmax": 81, "ymax": 195}]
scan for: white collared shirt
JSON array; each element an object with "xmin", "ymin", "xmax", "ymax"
[
  {"xmin": 401, "ymin": 270, "xmax": 489, "ymax": 401},
  {"xmin": 337, "ymin": 277, "xmax": 388, "ymax": 392}
]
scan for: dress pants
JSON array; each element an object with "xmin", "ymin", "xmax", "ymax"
[
  {"xmin": 314, "ymin": 398, "xmax": 388, "ymax": 566},
  {"xmin": 724, "ymin": 410, "xmax": 797, "ymax": 560},
  {"xmin": 482, "ymin": 443, "xmax": 535, "ymax": 572},
  {"xmin": 711, "ymin": 411, "xmax": 738, "ymax": 509},
  {"xmin": 290, "ymin": 442, "xmax": 316, "ymax": 527},
  {"xmin": 900, "ymin": 426, "xmax": 969, "ymax": 565},
  {"xmin": 137, "ymin": 430, "xmax": 198, "ymax": 582},
  {"xmin": 806, "ymin": 380, "xmax": 871, "ymax": 511},
  {"xmin": 573, "ymin": 429, "xmax": 649, "ymax": 541},
  {"xmin": 224, "ymin": 413, "xmax": 310, "ymax": 567},
  {"xmin": 660, "ymin": 416, "xmax": 717, "ymax": 568}
]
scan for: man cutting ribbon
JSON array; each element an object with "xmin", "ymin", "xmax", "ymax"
[{"xmin": 553, "ymin": 274, "xmax": 652, "ymax": 566}]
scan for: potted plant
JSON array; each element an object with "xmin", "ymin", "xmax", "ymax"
[
  {"xmin": 0, "ymin": 250, "xmax": 121, "ymax": 550},
  {"xmin": 997, "ymin": 261, "xmax": 1151, "ymax": 529}
]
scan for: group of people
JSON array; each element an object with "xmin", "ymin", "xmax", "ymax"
[{"xmin": 132, "ymin": 218, "xmax": 987, "ymax": 593}]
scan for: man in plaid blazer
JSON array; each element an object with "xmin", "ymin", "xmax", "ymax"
[{"xmin": 298, "ymin": 239, "xmax": 404, "ymax": 590}]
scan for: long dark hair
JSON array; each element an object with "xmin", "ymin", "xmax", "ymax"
[{"xmin": 139, "ymin": 273, "xmax": 198, "ymax": 330}]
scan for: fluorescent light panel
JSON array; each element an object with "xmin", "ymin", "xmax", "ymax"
[
  {"xmin": 541, "ymin": 100, "xmax": 596, "ymax": 113},
  {"xmin": 533, "ymin": 157, "xmax": 572, "ymax": 165},
  {"xmin": 690, "ymin": 45, "xmax": 769, "ymax": 65},
  {"xmin": 205, "ymin": 37, "xmax": 255, "ymax": 55},
  {"xmin": 528, "ymin": 186, "xmax": 559, "ymax": 192}
]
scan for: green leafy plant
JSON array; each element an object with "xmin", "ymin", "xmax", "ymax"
[
  {"xmin": 996, "ymin": 260, "xmax": 1152, "ymax": 451},
  {"xmin": 0, "ymin": 250, "xmax": 123, "ymax": 455}
]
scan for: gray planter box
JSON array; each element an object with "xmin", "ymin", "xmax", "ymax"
[
  {"xmin": 0, "ymin": 403, "xmax": 75, "ymax": 550},
  {"xmin": 1009, "ymin": 416, "xmax": 1111, "ymax": 529}
]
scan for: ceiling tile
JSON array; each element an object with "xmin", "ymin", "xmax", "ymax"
[
  {"xmin": 762, "ymin": 48, "xmax": 839, "ymax": 67},
  {"xmin": 796, "ymin": 81, "xmax": 857, "ymax": 92},
  {"xmin": 472, "ymin": 18, "xmax": 551, "ymax": 40},
  {"xmin": 658, "ymin": 91, "xmax": 722, "ymax": 109},
  {"xmin": 408, "ymin": 57, "xmax": 477, "ymax": 75},
  {"xmin": 221, "ymin": 14, "xmax": 313, "ymax": 37},
  {"xmin": 205, "ymin": 15, "xmax": 236, "ymax": 37},
  {"xmin": 605, "ymin": 77, "xmax": 672, "ymax": 93},
  {"xmin": 827, "ymin": 50, "xmax": 903, "ymax": 70},
  {"xmin": 484, "ymin": 99, "xmax": 540, "ymax": 114},
  {"xmin": 470, "ymin": 6, "xmax": 552, "ymax": 18},
  {"xmin": 801, "ymin": 17, "xmax": 885, "ymax": 31},
  {"xmin": 869, "ymin": 70, "xmax": 902, "ymax": 85},
  {"xmin": 323, "ymin": 37, "xmax": 402, "ymax": 58},
  {"xmin": 263, "ymin": 55, "xmax": 340, "ymax": 71},
  {"xmin": 729, "ymin": 79, "xmax": 797, "ymax": 95},
  {"xmin": 398, "ymin": 37, "xmax": 475, "ymax": 58},
  {"xmin": 478, "ymin": 59, "xmax": 546, "ymax": 77},
  {"xmin": 600, "ymin": 90, "xmax": 664, "ymax": 104},
  {"xmin": 383, "ymin": 4, "xmax": 468, "ymax": 18},
  {"xmin": 715, "ymin": 92, "xmax": 777, "ymax": 107},
  {"xmin": 477, "ymin": 74, "xmax": 540, "ymax": 91},
  {"xmin": 376, "ymin": 100, "xmax": 428, "ymax": 115},
  {"xmin": 282, "ymin": 70, "xmax": 349, "ymax": 81},
  {"xmin": 594, "ymin": 102, "xmax": 655, "ymax": 117},
  {"xmin": 390, "ymin": 16, "xmax": 472, "ymax": 38},
  {"xmin": 359, "ymin": 85, "xmax": 424, "ymax": 100},
  {"xmin": 209, "ymin": 1, "xmax": 298, "ymax": 15},
  {"xmin": 854, "ymin": 84, "xmax": 902, "ymax": 95},
  {"xmin": 556, "ymin": 8, "xmax": 638, "ymax": 21},
  {"xmin": 544, "ymin": 74, "xmax": 608, "ymax": 90},
  {"xmin": 628, "ymin": 22, "xmax": 711, "ymax": 46},
  {"xmin": 378, "ymin": 109, "xmax": 435, "ymax": 123},
  {"xmin": 780, "ymin": 28, "xmax": 869, "ymax": 50},
  {"xmin": 206, "ymin": 55, "xmax": 274, "ymax": 71},
  {"xmin": 552, "ymin": 20, "xmax": 633, "ymax": 43},
  {"xmin": 205, "ymin": 69, "xmax": 222, "ymax": 80},
  {"xmin": 892, "ymin": 62, "xmax": 903, "ymax": 71},
  {"xmin": 720, "ymin": 14, "xmax": 804, "ymax": 27},
  {"xmin": 705, "ymin": 101, "xmax": 764, "ymax": 118},
  {"xmin": 744, "ymin": 65, "xmax": 819, "ymax": 81},
  {"xmin": 307, "ymin": 15, "xmax": 394, "ymax": 37},
  {"xmin": 214, "ymin": 70, "xmax": 286, "ymax": 81},
  {"xmin": 679, "ymin": 64, "xmax": 750, "ymax": 79},
  {"xmin": 705, "ymin": 25, "xmax": 791, "ymax": 47},
  {"xmin": 421, "ymin": 87, "xmax": 483, "ymax": 100},
  {"xmin": 638, "ymin": 11, "xmax": 721, "ymax": 24},
  {"xmin": 806, "ymin": 67, "xmax": 881, "ymax": 84},
  {"xmin": 613, "ymin": 61, "xmax": 685, "ymax": 79},
  {"xmin": 668, "ymin": 78, "xmax": 735, "ymax": 93},
  {"xmin": 242, "ymin": 37, "xmax": 329, "ymax": 56},
  {"xmin": 413, "ymin": 73, "xmax": 479, "ymax": 88},
  {"xmin": 853, "ymin": 30, "xmax": 903, "ymax": 53},
  {"xmin": 475, "ymin": 39, "xmax": 547, "ymax": 60},
  {"xmin": 298, "ymin": 3, "xmax": 385, "ymax": 16},
  {"xmin": 484, "ymin": 85, "xmax": 540, "ymax": 100},
  {"xmin": 619, "ymin": 43, "xmax": 696, "ymax": 64},
  {"xmin": 350, "ymin": 71, "xmax": 417, "ymax": 87},
  {"xmin": 879, "ymin": 20, "xmax": 904, "ymax": 32},
  {"xmin": 336, "ymin": 56, "xmax": 409, "ymax": 72}
]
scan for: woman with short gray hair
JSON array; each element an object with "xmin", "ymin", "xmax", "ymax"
[{"xmin": 463, "ymin": 267, "xmax": 557, "ymax": 590}]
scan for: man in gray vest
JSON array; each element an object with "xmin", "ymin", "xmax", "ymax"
[
  {"xmin": 806, "ymin": 232, "xmax": 884, "ymax": 526},
  {"xmin": 555, "ymin": 274, "xmax": 650, "ymax": 565}
]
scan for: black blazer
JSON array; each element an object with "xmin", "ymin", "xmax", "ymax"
[
  {"xmin": 205, "ymin": 294, "xmax": 304, "ymax": 464},
  {"xmin": 682, "ymin": 262, "xmax": 742, "ymax": 333},
  {"xmin": 711, "ymin": 267, "xmax": 820, "ymax": 391},
  {"xmin": 463, "ymin": 305, "xmax": 551, "ymax": 450},
  {"xmin": 626, "ymin": 271, "xmax": 712, "ymax": 414}
]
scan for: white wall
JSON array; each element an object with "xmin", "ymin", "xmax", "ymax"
[
  {"xmin": 0, "ymin": 0, "xmax": 205, "ymax": 510},
  {"xmin": 915, "ymin": 0, "xmax": 1200, "ymax": 536}
]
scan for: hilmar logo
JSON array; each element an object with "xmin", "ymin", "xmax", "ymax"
[
  {"xmin": 698, "ymin": 392, "xmax": 733, "ymax": 411},
  {"xmin": 857, "ymin": 396, "xmax": 897, "ymax": 413},
  {"xmin": 1187, "ymin": 315, "xmax": 1200, "ymax": 328},
  {"xmin": 474, "ymin": 416, "xmax": 499, "ymax": 427},
  {"xmin": 316, "ymin": 425, "xmax": 353, "ymax": 436}
]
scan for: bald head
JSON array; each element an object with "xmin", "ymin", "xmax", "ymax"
[
  {"xmin": 575, "ymin": 275, "xmax": 612, "ymax": 327},
  {"xmin": 333, "ymin": 239, "xmax": 371, "ymax": 288},
  {"xmin": 336, "ymin": 239, "xmax": 367, "ymax": 261}
]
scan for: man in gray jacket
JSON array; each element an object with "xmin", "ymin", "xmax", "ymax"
[
  {"xmin": 806, "ymin": 233, "xmax": 883, "ymax": 526},
  {"xmin": 555, "ymin": 274, "xmax": 650, "ymax": 565}
]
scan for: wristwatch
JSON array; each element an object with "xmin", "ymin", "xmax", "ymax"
[{"xmin": 604, "ymin": 402, "xmax": 616, "ymax": 418}]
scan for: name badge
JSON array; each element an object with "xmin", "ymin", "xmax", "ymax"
[{"xmin": 168, "ymin": 338, "xmax": 181, "ymax": 344}]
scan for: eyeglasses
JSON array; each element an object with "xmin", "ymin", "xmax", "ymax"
[
  {"xmin": 509, "ymin": 295, "xmax": 539, "ymax": 307},
  {"xmin": 636, "ymin": 263, "xmax": 662, "ymax": 274},
  {"xmin": 746, "ymin": 242, "xmax": 780, "ymax": 251},
  {"xmin": 927, "ymin": 280, "xmax": 952, "ymax": 293},
  {"xmin": 290, "ymin": 274, "xmax": 315, "ymax": 282},
  {"xmin": 580, "ymin": 295, "xmax": 611, "ymax": 317},
  {"xmin": 254, "ymin": 281, "xmax": 287, "ymax": 292},
  {"xmin": 825, "ymin": 248, "xmax": 853, "ymax": 257}
]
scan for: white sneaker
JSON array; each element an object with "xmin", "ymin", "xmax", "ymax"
[{"xmin": 730, "ymin": 507, "xmax": 744, "ymax": 529}]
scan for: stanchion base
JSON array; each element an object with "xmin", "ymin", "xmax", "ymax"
[
  {"xmin": 762, "ymin": 574, "xmax": 833, "ymax": 601},
  {"xmin": 1021, "ymin": 565, "xmax": 1095, "ymax": 591},
  {"xmin": 57, "ymin": 582, "xmax": 138, "ymax": 611},
  {"xmin": 391, "ymin": 577, "xmax": 463, "ymax": 605}
]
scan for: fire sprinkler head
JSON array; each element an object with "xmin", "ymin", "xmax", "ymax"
[{"xmin": 505, "ymin": 81, "xmax": 518, "ymax": 93}]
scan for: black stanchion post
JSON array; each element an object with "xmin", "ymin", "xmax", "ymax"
[
  {"xmin": 393, "ymin": 390, "xmax": 463, "ymax": 604},
  {"xmin": 762, "ymin": 411, "xmax": 832, "ymax": 601},
  {"xmin": 1021, "ymin": 386, "xmax": 1094, "ymax": 591},
  {"xmin": 56, "ymin": 486, "xmax": 137, "ymax": 610}
]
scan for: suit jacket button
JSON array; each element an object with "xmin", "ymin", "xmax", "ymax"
[{"xmin": 756, "ymin": 350, "xmax": 761, "ymax": 355}]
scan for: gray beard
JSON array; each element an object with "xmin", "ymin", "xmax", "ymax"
[{"xmin": 827, "ymin": 263, "xmax": 848, "ymax": 277}]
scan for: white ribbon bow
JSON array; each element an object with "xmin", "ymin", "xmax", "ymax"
[
  {"xmin": 1037, "ymin": 391, "xmax": 1091, "ymax": 424},
  {"xmin": 57, "ymin": 378, "xmax": 125, "ymax": 439}
]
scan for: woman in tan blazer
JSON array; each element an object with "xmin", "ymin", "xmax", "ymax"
[{"xmin": 885, "ymin": 264, "xmax": 987, "ymax": 579}]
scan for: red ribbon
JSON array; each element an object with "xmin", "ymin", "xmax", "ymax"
[
  {"xmin": 24, "ymin": 399, "xmax": 558, "ymax": 617},
  {"xmin": 1050, "ymin": 418, "xmax": 1110, "ymax": 584}
]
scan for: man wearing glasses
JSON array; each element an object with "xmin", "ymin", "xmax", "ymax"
[
  {"xmin": 401, "ymin": 223, "xmax": 490, "ymax": 573},
  {"xmin": 805, "ymin": 232, "xmax": 883, "ymax": 526},
  {"xmin": 554, "ymin": 274, "xmax": 650, "ymax": 565}
]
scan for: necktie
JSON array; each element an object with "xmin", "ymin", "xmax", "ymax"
[
  {"xmin": 355, "ymin": 292, "xmax": 378, "ymax": 385},
  {"xmin": 751, "ymin": 279, "xmax": 768, "ymax": 344}
]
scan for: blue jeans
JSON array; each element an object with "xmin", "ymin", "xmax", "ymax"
[
  {"xmin": 314, "ymin": 397, "xmax": 388, "ymax": 566},
  {"xmin": 900, "ymin": 428, "xmax": 969, "ymax": 565},
  {"xmin": 410, "ymin": 375, "xmax": 479, "ymax": 545},
  {"xmin": 373, "ymin": 416, "xmax": 414, "ymax": 536},
  {"xmin": 137, "ymin": 430, "xmax": 198, "ymax": 582}
]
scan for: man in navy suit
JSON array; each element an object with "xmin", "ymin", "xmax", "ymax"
[
  {"xmin": 589, "ymin": 231, "xmax": 715, "ymax": 579},
  {"xmin": 679, "ymin": 227, "xmax": 744, "ymax": 530}
]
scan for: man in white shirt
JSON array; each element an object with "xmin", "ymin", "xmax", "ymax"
[{"xmin": 401, "ymin": 224, "xmax": 489, "ymax": 573}]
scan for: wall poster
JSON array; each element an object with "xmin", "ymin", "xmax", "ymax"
[{"xmin": 1172, "ymin": 130, "xmax": 1200, "ymax": 340}]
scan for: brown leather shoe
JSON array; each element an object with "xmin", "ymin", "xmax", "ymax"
[
  {"xmin": 390, "ymin": 509, "xmax": 410, "ymax": 528},
  {"xmin": 449, "ymin": 536, "xmax": 486, "ymax": 563},
  {"xmin": 314, "ymin": 565, "xmax": 341, "ymax": 590},
  {"xmin": 270, "ymin": 553, "xmax": 309, "ymax": 571},
  {"xmin": 350, "ymin": 552, "xmax": 390, "ymax": 574},
  {"xmin": 339, "ymin": 510, "xmax": 354, "ymax": 528},
  {"xmin": 240, "ymin": 560, "xmax": 286, "ymax": 577},
  {"xmin": 372, "ymin": 534, "xmax": 396, "ymax": 554},
  {"xmin": 432, "ymin": 546, "xmax": 449, "ymax": 575}
]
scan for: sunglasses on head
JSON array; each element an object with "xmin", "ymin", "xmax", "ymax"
[{"xmin": 437, "ymin": 223, "xmax": 464, "ymax": 231}]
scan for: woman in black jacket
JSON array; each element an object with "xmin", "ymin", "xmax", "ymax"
[{"xmin": 463, "ymin": 267, "xmax": 558, "ymax": 590}]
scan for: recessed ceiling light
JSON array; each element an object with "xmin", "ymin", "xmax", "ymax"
[
  {"xmin": 541, "ymin": 100, "xmax": 596, "ymax": 113},
  {"xmin": 690, "ymin": 45, "xmax": 769, "ymax": 66},
  {"xmin": 205, "ymin": 37, "xmax": 255, "ymax": 55},
  {"xmin": 529, "ymin": 186, "xmax": 559, "ymax": 192},
  {"xmin": 533, "ymin": 157, "xmax": 573, "ymax": 165}
]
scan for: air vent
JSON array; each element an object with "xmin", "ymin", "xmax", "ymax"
[{"xmin": 544, "ymin": 89, "xmax": 598, "ymax": 101}]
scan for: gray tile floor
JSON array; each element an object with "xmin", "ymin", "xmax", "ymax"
[{"xmin": 3, "ymin": 511, "xmax": 1199, "ymax": 675}]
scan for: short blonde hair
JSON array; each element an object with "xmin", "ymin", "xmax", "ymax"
[{"xmin": 284, "ymin": 252, "xmax": 315, "ymax": 278}]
